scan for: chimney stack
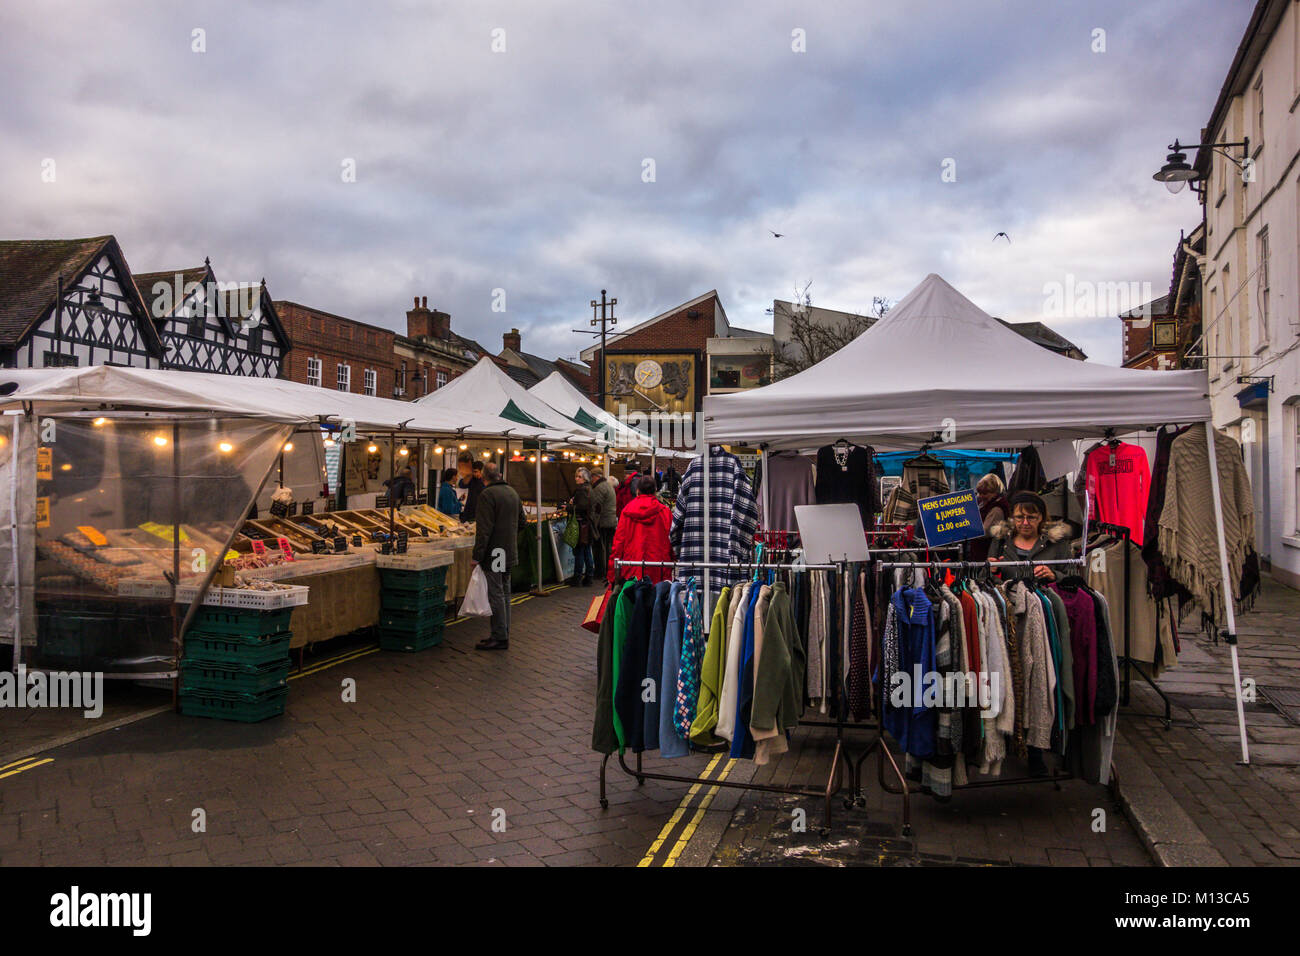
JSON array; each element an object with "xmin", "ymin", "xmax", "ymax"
[
  {"xmin": 406, "ymin": 296, "xmax": 432, "ymax": 339},
  {"xmin": 503, "ymin": 328, "xmax": 521, "ymax": 353}
]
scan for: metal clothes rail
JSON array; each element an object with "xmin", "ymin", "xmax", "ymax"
[
  {"xmin": 599, "ymin": 556, "xmax": 900, "ymax": 835},
  {"xmin": 866, "ymin": 555, "xmax": 1089, "ymax": 833}
]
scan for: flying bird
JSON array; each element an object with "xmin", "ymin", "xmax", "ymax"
[
  {"xmin": 768, "ymin": 230, "xmax": 784, "ymax": 238},
  {"xmin": 993, "ymin": 232, "xmax": 1011, "ymax": 243}
]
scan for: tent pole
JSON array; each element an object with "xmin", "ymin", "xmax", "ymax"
[
  {"xmin": 10, "ymin": 415, "xmax": 21, "ymax": 670},
  {"xmin": 171, "ymin": 422, "xmax": 181, "ymax": 711},
  {"xmin": 760, "ymin": 445, "xmax": 770, "ymax": 531},
  {"xmin": 702, "ymin": 428, "xmax": 712, "ymax": 621},
  {"xmin": 532, "ymin": 442, "xmax": 546, "ymax": 596},
  {"xmin": 1205, "ymin": 421, "xmax": 1249, "ymax": 764}
]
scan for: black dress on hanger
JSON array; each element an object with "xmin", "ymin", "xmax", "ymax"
[{"xmin": 815, "ymin": 440, "xmax": 876, "ymax": 529}]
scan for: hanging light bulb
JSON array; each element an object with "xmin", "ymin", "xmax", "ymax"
[
  {"xmin": 434, "ymin": 445, "xmax": 443, "ymax": 454},
  {"xmin": 367, "ymin": 443, "xmax": 378, "ymax": 453},
  {"xmin": 153, "ymin": 435, "xmax": 169, "ymax": 448},
  {"xmin": 529, "ymin": 456, "xmax": 537, "ymax": 463},
  {"xmin": 399, "ymin": 446, "xmax": 410, "ymax": 457},
  {"xmin": 497, "ymin": 447, "xmax": 504, "ymax": 454},
  {"xmin": 323, "ymin": 437, "xmax": 335, "ymax": 447},
  {"xmin": 283, "ymin": 441, "xmax": 294, "ymax": 452},
  {"xmin": 92, "ymin": 417, "xmax": 108, "ymax": 427},
  {"xmin": 482, "ymin": 450, "xmax": 490, "ymax": 459},
  {"xmin": 218, "ymin": 441, "xmax": 234, "ymax": 453},
  {"xmin": 459, "ymin": 443, "xmax": 468, "ymax": 450}
]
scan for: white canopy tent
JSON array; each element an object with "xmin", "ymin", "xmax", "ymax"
[
  {"xmin": 527, "ymin": 371, "xmax": 652, "ymax": 453},
  {"xmin": 414, "ymin": 357, "xmax": 602, "ymax": 446},
  {"xmin": 701, "ymin": 273, "xmax": 1249, "ymax": 763},
  {"xmin": 0, "ymin": 364, "xmax": 565, "ymax": 440},
  {"xmin": 704, "ymin": 273, "xmax": 1210, "ymax": 451}
]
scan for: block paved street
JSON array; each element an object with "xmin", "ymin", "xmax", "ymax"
[{"xmin": 1, "ymin": 579, "xmax": 1163, "ymax": 867}]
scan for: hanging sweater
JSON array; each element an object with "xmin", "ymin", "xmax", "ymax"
[
  {"xmin": 1084, "ymin": 442, "xmax": 1151, "ymax": 546},
  {"xmin": 609, "ymin": 580, "xmax": 638, "ymax": 752},
  {"xmin": 750, "ymin": 583, "xmax": 805, "ymax": 765},
  {"xmin": 591, "ymin": 583, "xmax": 621, "ymax": 755},
  {"xmin": 690, "ymin": 586, "xmax": 731, "ymax": 746},
  {"xmin": 669, "ymin": 448, "xmax": 760, "ymax": 593},
  {"xmin": 728, "ymin": 584, "xmax": 764, "ymax": 759},
  {"xmin": 658, "ymin": 583, "xmax": 689, "ymax": 758},
  {"xmin": 614, "ymin": 580, "xmax": 655, "ymax": 752},
  {"xmin": 1050, "ymin": 582, "xmax": 1098, "ymax": 727},
  {"xmin": 883, "ymin": 587, "xmax": 937, "ymax": 759},
  {"xmin": 1007, "ymin": 582, "xmax": 1053, "ymax": 750},
  {"xmin": 715, "ymin": 583, "xmax": 751, "ymax": 744},
  {"xmin": 642, "ymin": 580, "xmax": 674, "ymax": 752},
  {"xmin": 1157, "ymin": 427, "xmax": 1256, "ymax": 627},
  {"xmin": 760, "ymin": 452, "xmax": 817, "ymax": 532}
]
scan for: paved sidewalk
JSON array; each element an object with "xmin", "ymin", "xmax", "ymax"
[
  {"xmin": 0, "ymin": 585, "xmax": 692, "ymax": 866},
  {"xmin": 1114, "ymin": 574, "xmax": 1300, "ymax": 865}
]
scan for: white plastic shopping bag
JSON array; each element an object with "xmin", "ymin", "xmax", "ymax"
[{"xmin": 461, "ymin": 565, "xmax": 493, "ymax": 617}]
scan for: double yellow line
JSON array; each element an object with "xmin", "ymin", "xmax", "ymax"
[
  {"xmin": 638, "ymin": 752, "xmax": 737, "ymax": 867},
  {"xmin": 0, "ymin": 755, "xmax": 53, "ymax": 780}
]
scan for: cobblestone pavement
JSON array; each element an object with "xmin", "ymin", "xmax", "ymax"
[
  {"xmin": 704, "ymin": 726, "xmax": 1150, "ymax": 867},
  {"xmin": 7, "ymin": 576, "xmax": 1241, "ymax": 868},
  {"xmin": 1117, "ymin": 575, "xmax": 1300, "ymax": 865},
  {"xmin": 0, "ymin": 585, "xmax": 694, "ymax": 866}
]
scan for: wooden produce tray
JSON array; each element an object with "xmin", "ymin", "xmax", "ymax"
[{"xmin": 243, "ymin": 518, "xmax": 318, "ymax": 553}]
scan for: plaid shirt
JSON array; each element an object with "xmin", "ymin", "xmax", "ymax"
[{"xmin": 670, "ymin": 448, "xmax": 759, "ymax": 591}]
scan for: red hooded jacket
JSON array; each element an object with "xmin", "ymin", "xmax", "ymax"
[
  {"xmin": 615, "ymin": 470, "xmax": 638, "ymax": 517},
  {"xmin": 608, "ymin": 492, "xmax": 673, "ymax": 583}
]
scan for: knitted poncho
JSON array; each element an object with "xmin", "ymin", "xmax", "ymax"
[{"xmin": 1156, "ymin": 427, "xmax": 1255, "ymax": 628}]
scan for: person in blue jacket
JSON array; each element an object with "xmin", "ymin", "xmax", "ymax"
[{"xmin": 436, "ymin": 468, "xmax": 462, "ymax": 518}]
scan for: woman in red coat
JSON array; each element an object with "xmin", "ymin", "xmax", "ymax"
[{"xmin": 608, "ymin": 476, "xmax": 674, "ymax": 583}]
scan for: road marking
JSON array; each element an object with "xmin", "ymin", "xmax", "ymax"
[
  {"xmin": 0, "ymin": 757, "xmax": 53, "ymax": 780},
  {"xmin": 637, "ymin": 753, "xmax": 723, "ymax": 867},
  {"xmin": 290, "ymin": 645, "xmax": 379, "ymax": 680},
  {"xmin": 663, "ymin": 759, "xmax": 737, "ymax": 867}
]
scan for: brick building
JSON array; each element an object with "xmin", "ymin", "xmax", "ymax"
[
  {"xmin": 275, "ymin": 300, "xmax": 397, "ymax": 397},
  {"xmin": 498, "ymin": 326, "xmax": 593, "ymax": 391},
  {"xmin": 394, "ymin": 296, "xmax": 486, "ymax": 399}
]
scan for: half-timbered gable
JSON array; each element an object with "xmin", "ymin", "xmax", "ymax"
[
  {"xmin": 134, "ymin": 262, "xmax": 290, "ymax": 378},
  {"xmin": 0, "ymin": 236, "xmax": 164, "ymax": 369}
]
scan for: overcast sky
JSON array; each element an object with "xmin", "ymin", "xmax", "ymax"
[{"xmin": 1, "ymin": 0, "xmax": 1252, "ymax": 366}]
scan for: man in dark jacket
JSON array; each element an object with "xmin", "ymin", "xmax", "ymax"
[
  {"xmin": 472, "ymin": 462, "xmax": 528, "ymax": 650},
  {"xmin": 589, "ymin": 470, "xmax": 617, "ymax": 577},
  {"xmin": 569, "ymin": 467, "xmax": 595, "ymax": 586},
  {"xmin": 461, "ymin": 458, "xmax": 486, "ymax": 521}
]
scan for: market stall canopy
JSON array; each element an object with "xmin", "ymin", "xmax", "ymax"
[
  {"xmin": 703, "ymin": 273, "xmax": 1211, "ymax": 452},
  {"xmin": 0, "ymin": 365, "xmax": 555, "ymax": 438},
  {"xmin": 415, "ymin": 357, "xmax": 603, "ymax": 446},
  {"xmin": 527, "ymin": 371, "xmax": 654, "ymax": 453}
]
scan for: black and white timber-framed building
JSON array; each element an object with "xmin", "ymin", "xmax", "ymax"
[
  {"xmin": 0, "ymin": 235, "xmax": 164, "ymax": 369},
  {"xmin": 0, "ymin": 236, "xmax": 292, "ymax": 377},
  {"xmin": 134, "ymin": 260, "xmax": 290, "ymax": 377}
]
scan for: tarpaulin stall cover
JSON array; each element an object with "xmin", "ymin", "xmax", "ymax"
[{"xmin": 703, "ymin": 274, "xmax": 1210, "ymax": 451}]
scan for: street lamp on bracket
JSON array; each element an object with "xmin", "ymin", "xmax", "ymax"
[{"xmin": 1152, "ymin": 137, "xmax": 1251, "ymax": 195}]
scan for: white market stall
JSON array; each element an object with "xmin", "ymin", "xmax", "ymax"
[
  {"xmin": 0, "ymin": 365, "xmax": 584, "ymax": 672},
  {"xmin": 703, "ymin": 273, "xmax": 1251, "ymax": 762}
]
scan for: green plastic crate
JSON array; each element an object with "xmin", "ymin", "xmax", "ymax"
[
  {"xmin": 179, "ymin": 686, "xmax": 288, "ymax": 723},
  {"xmin": 379, "ymin": 566, "xmax": 448, "ymax": 592},
  {"xmin": 379, "ymin": 625, "xmax": 444, "ymax": 652},
  {"xmin": 189, "ymin": 606, "xmax": 293, "ymax": 637},
  {"xmin": 182, "ymin": 658, "xmax": 290, "ymax": 695},
  {"xmin": 182, "ymin": 631, "xmax": 291, "ymax": 667},
  {"xmin": 380, "ymin": 585, "xmax": 446, "ymax": 611},
  {"xmin": 379, "ymin": 606, "xmax": 446, "ymax": 632}
]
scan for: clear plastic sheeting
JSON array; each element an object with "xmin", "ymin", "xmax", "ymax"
[
  {"xmin": 29, "ymin": 416, "xmax": 291, "ymax": 674},
  {"xmin": 0, "ymin": 413, "xmax": 37, "ymax": 655}
]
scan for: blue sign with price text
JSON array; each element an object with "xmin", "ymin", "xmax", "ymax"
[{"xmin": 917, "ymin": 489, "xmax": 983, "ymax": 547}]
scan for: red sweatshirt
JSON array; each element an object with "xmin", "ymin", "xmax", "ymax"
[{"xmin": 1084, "ymin": 443, "xmax": 1150, "ymax": 546}]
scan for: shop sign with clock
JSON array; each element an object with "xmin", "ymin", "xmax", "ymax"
[{"xmin": 603, "ymin": 352, "xmax": 696, "ymax": 417}]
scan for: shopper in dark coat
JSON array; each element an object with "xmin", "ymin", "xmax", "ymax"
[
  {"xmin": 472, "ymin": 462, "xmax": 528, "ymax": 650},
  {"xmin": 569, "ymin": 467, "xmax": 596, "ymax": 586}
]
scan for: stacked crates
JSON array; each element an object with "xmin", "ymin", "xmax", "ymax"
[
  {"xmin": 377, "ymin": 564, "xmax": 448, "ymax": 651},
  {"xmin": 180, "ymin": 605, "xmax": 293, "ymax": 722}
]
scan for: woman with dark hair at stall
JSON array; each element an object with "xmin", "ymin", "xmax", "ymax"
[{"xmin": 986, "ymin": 490, "xmax": 1072, "ymax": 581}]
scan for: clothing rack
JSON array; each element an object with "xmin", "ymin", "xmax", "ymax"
[
  {"xmin": 601, "ymin": 556, "xmax": 902, "ymax": 835},
  {"xmin": 866, "ymin": 554, "xmax": 1084, "ymax": 835},
  {"xmin": 1091, "ymin": 521, "xmax": 1172, "ymax": 727}
]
